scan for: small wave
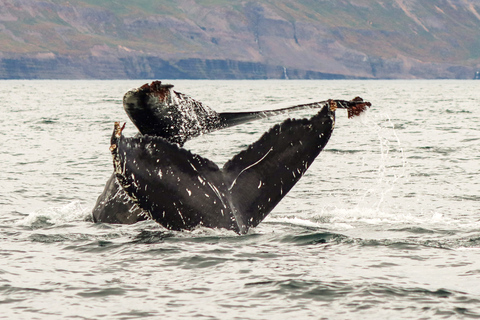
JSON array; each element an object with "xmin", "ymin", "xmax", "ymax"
[
  {"xmin": 445, "ymin": 109, "xmax": 472, "ymax": 114},
  {"xmin": 37, "ymin": 118, "xmax": 59, "ymax": 124},
  {"xmin": 271, "ymin": 207, "xmax": 451, "ymax": 231},
  {"xmin": 243, "ymin": 279, "xmax": 480, "ymax": 317},
  {"xmin": 130, "ymin": 229, "xmax": 175, "ymax": 244},
  {"xmin": 280, "ymin": 231, "xmax": 348, "ymax": 245},
  {"xmin": 76, "ymin": 287, "xmax": 127, "ymax": 298},
  {"xmin": 243, "ymin": 279, "xmax": 469, "ymax": 304},
  {"xmin": 27, "ymin": 232, "xmax": 100, "ymax": 244},
  {"xmin": 313, "ymin": 207, "xmax": 447, "ymax": 225}
]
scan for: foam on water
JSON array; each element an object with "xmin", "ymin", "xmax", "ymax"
[{"xmin": 15, "ymin": 201, "xmax": 91, "ymax": 228}]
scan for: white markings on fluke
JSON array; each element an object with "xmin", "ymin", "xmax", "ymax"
[
  {"xmin": 207, "ymin": 182, "xmax": 227, "ymax": 209},
  {"xmin": 229, "ymin": 147, "xmax": 274, "ymax": 191}
]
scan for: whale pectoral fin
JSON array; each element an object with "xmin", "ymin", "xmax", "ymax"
[
  {"xmin": 222, "ymin": 105, "xmax": 335, "ymax": 229},
  {"xmin": 110, "ymin": 128, "xmax": 241, "ymax": 232}
]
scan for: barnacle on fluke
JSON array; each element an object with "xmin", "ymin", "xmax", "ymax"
[{"xmin": 93, "ymin": 81, "xmax": 372, "ymax": 233}]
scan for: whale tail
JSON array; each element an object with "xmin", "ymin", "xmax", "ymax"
[
  {"xmin": 122, "ymin": 81, "xmax": 370, "ymax": 146},
  {"xmin": 110, "ymin": 103, "xmax": 336, "ymax": 234}
]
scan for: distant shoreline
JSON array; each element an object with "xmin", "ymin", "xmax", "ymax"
[{"xmin": 0, "ymin": 56, "xmax": 477, "ymax": 80}]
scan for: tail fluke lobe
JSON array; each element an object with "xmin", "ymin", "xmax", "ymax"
[
  {"xmin": 110, "ymin": 124, "xmax": 241, "ymax": 232},
  {"xmin": 123, "ymin": 80, "xmax": 369, "ymax": 145},
  {"xmin": 222, "ymin": 105, "xmax": 335, "ymax": 229}
]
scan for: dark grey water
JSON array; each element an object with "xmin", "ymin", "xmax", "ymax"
[{"xmin": 1, "ymin": 80, "xmax": 480, "ymax": 319}]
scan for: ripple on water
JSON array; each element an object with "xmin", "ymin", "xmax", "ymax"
[{"xmin": 2, "ymin": 80, "xmax": 480, "ymax": 319}]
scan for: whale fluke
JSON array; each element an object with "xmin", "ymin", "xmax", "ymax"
[
  {"xmin": 110, "ymin": 102, "xmax": 337, "ymax": 233},
  {"xmin": 122, "ymin": 81, "xmax": 370, "ymax": 146},
  {"xmin": 93, "ymin": 80, "xmax": 370, "ymax": 226}
]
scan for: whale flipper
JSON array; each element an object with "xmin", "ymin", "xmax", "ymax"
[{"xmin": 110, "ymin": 103, "xmax": 336, "ymax": 234}]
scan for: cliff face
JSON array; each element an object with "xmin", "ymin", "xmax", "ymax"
[{"xmin": 1, "ymin": 0, "xmax": 480, "ymax": 79}]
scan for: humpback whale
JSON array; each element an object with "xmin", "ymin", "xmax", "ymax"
[{"xmin": 93, "ymin": 81, "xmax": 371, "ymax": 231}]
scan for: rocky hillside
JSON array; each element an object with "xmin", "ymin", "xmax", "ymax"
[{"xmin": 1, "ymin": 0, "xmax": 480, "ymax": 79}]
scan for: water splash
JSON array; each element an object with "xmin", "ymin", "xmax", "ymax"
[
  {"xmin": 15, "ymin": 201, "xmax": 90, "ymax": 228},
  {"xmin": 353, "ymin": 109, "xmax": 407, "ymax": 211}
]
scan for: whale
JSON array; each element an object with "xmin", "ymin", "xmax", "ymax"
[
  {"xmin": 109, "ymin": 97, "xmax": 370, "ymax": 233},
  {"xmin": 93, "ymin": 81, "xmax": 371, "ymax": 227},
  {"xmin": 121, "ymin": 81, "xmax": 365, "ymax": 145}
]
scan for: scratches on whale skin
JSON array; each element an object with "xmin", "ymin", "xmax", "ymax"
[
  {"xmin": 207, "ymin": 182, "xmax": 228, "ymax": 209},
  {"xmin": 228, "ymin": 147, "xmax": 274, "ymax": 191},
  {"xmin": 177, "ymin": 209, "xmax": 186, "ymax": 225},
  {"xmin": 189, "ymin": 162, "xmax": 199, "ymax": 172}
]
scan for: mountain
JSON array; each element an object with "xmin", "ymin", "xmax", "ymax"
[{"xmin": 1, "ymin": 0, "xmax": 479, "ymax": 79}]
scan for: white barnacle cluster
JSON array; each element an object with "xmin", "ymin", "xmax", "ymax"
[
  {"xmin": 170, "ymin": 91, "xmax": 220, "ymax": 138},
  {"xmin": 145, "ymin": 141, "xmax": 157, "ymax": 155},
  {"xmin": 112, "ymin": 147, "xmax": 127, "ymax": 179},
  {"xmin": 328, "ymin": 99, "xmax": 337, "ymax": 112},
  {"xmin": 130, "ymin": 173, "xmax": 138, "ymax": 188},
  {"xmin": 329, "ymin": 113, "xmax": 335, "ymax": 129},
  {"xmin": 138, "ymin": 207, "xmax": 153, "ymax": 220}
]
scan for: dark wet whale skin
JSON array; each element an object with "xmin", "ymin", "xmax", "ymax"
[
  {"xmin": 110, "ymin": 103, "xmax": 335, "ymax": 234},
  {"xmin": 93, "ymin": 81, "xmax": 369, "ymax": 229}
]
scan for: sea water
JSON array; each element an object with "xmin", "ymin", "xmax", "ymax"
[{"xmin": 1, "ymin": 80, "xmax": 480, "ymax": 319}]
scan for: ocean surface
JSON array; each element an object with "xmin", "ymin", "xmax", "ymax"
[{"xmin": 1, "ymin": 79, "xmax": 480, "ymax": 319}]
